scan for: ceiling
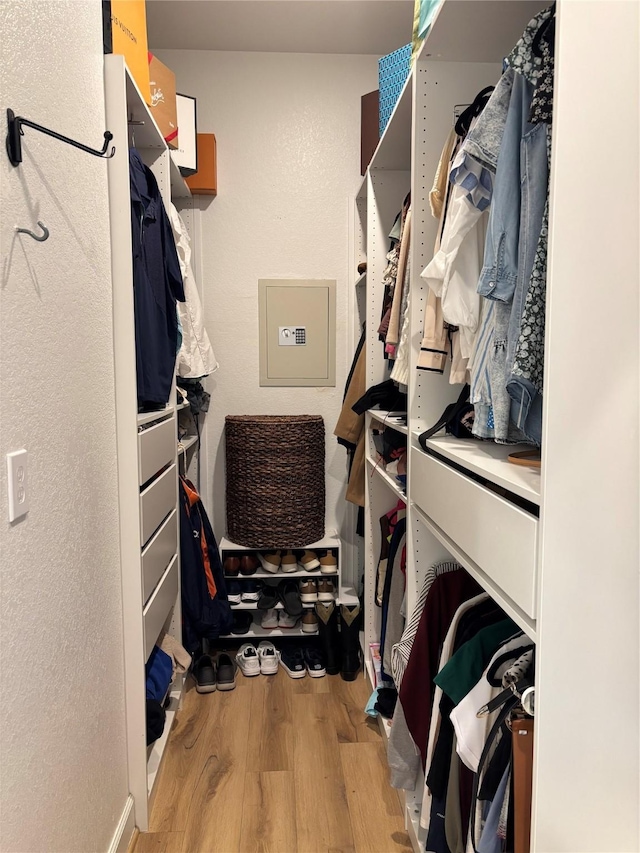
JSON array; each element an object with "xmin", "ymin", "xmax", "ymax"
[{"xmin": 146, "ymin": 0, "xmax": 415, "ymax": 54}]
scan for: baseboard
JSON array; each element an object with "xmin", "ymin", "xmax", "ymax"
[{"xmin": 107, "ymin": 795, "xmax": 136, "ymax": 853}]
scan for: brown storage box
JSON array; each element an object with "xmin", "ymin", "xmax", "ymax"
[
  {"xmin": 104, "ymin": 0, "xmax": 150, "ymax": 103},
  {"xmin": 148, "ymin": 52, "xmax": 178, "ymax": 149},
  {"xmin": 225, "ymin": 415, "xmax": 325, "ymax": 548},
  {"xmin": 361, "ymin": 90, "xmax": 379, "ymax": 175},
  {"xmin": 185, "ymin": 133, "xmax": 217, "ymax": 195}
]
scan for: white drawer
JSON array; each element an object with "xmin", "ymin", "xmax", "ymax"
[
  {"xmin": 142, "ymin": 509, "xmax": 177, "ymax": 605},
  {"xmin": 411, "ymin": 449, "xmax": 537, "ymax": 618},
  {"xmin": 143, "ymin": 554, "xmax": 179, "ymax": 662},
  {"xmin": 140, "ymin": 464, "xmax": 177, "ymax": 547},
  {"xmin": 138, "ymin": 416, "xmax": 175, "ymax": 486}
]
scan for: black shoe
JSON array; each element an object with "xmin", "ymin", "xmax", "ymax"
[
  {"xmin": 315, "ymin": 601, "xmax": 341, "ymax": 675},
  {"xmin": 339, "ymin": 604, "xmax": 361, "ymax": 682},
  {"xmin": 193, "ymin": 654, "xmax": 216, "ymax": 693},
  {"xmin": 303, "ymin": 646, "xmax": 326, "ymax": 678},
  {"xmin": 257, "ymin": 582, "xmax": 280, "ymax": 610},
  {"xmin": 227, "ymin": 580, "xmax": 242, "ymax": 606},
  {"xmin": 278, "ymin": 580, "xmax": 303, "ymax": 617},
  {"xmin": 230, "ymin": 611, "xmax": 253, "ymax": 635},
  {"xmin": 215, "ymin": 653, "xmax": 237, "ymax": 691},
  {"xmin": 280, "ymin": 646, "xmax": 306, "ymax": 679},
  {"xmin": 241, "ymin": 580, "xmax": 262, "ymax": 602}
]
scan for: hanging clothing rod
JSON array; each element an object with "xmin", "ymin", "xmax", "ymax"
[{"xmin": 5, "ymin": 109, "xmax": 115, "ymax": 167}]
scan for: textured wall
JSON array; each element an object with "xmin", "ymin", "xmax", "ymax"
[
  {"xmin": 0, "ymin": 3, "xmax": 128, "ymax": 851},
  {"xmin": 155, "ymin": 49, "xmax": 378, "ymax": 538}
]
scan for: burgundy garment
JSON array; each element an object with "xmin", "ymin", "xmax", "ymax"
[{"xmin": 399, "ymin": 570, "xmax": 482, "ymax": 768}]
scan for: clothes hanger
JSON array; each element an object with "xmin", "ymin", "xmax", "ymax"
[{"xmin": 454, "ymin": 85, "xmax": 494, "ymax": 137}]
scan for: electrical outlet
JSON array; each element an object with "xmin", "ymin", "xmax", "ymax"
[{"xmin": 7, "ymin": 449, "xmax": 28, "ymax": 522}]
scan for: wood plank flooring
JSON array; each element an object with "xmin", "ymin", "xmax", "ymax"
[{"xmin": 138, "ymin": 668, "xmax": 411, "ymax": 853}]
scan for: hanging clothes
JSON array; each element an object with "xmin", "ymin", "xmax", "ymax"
[
  {"xmin": 179, "ymin": 477, "xmax": 232, "ymax": 651},
  {"xmin": 169, "ymin": 204, "xmax": 218, "ymax": 380},
  {"xmin": 130, "ymin": 149, "xmax": 185, "ymax": 409},
  {"xmin": 334, "ymin": 327, "xmax": 366, "ymax": 508}
]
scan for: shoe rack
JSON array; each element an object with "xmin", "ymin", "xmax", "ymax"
[{"xmin": 218, "ymin": 533, "xmax": 358, "ymax": 638}]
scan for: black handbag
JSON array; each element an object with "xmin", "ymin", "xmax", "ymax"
[{"xmin": 418, "ymin": 384, "xmax": 474, "ymax": 450}]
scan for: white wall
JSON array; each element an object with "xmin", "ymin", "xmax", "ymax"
[
  {"xmin": 0, "ymin": 3, "xmax": 129, "ymax": 851},
  {"xmin": 156, "ymin": 49, "xmax": 378, "ymax": 540}
]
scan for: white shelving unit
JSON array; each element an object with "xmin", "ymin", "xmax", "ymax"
[
  {"xmin": 354, "ymin": 1, "xmax": 640, "ymax": 851},
  {"xmin": 218, "ymin": 534, "xmax": 357, "ymax": 638},
  {"xmin": 105, "ymin": 55, "xmax": 196, "ymax": 832}
]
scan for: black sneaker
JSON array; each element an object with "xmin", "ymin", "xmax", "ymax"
[
  {"xmin": 280, "ymin": 646, "xmax": 306, "ymax": 679},
  {"xmin": 257, "ymin": 582, "xmax": 280, "ymax": 611},
  {"xmin": 230, "ymin": 611, "xmax": 253, "ymax": 635},
  {"xmin": 216, "ymin": 653, "xmax": 237, "ymax": 691},
  {"xmin": 303, "ymin": 646, "xmax": 326, "ymax": 678},
  {"xmin": 278, "ymin": 580, "xmax": 303, "ymax": 617},
  {"xmin": 193, "ymin": 654, "xmax": 216, "ymax": 693}
]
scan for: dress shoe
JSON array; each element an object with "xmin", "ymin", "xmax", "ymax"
[
  {"xmin": 239, "ymin": 554, "xmax": 260, "ymax": 575},
  {"xmin": 223, "ymin": 556, "xmax": 240, "ymax": 576}
]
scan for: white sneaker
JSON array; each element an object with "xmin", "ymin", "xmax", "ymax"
[
  {"xmin": 278, "ymin": 611, "xmax": 299, "ymax": 629},
  {"xmin": 236, "ymin": 643, "xmax": 260, "ymax": 677},
  {"xmin": 261, "ymin": 608, "xmax": 279, "ymax": 629},
  {"xmin": 257, "ymin": 640, "xmax": 280, "ymax": 675}
]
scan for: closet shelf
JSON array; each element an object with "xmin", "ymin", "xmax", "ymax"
[
  {"xmin": 138, "ymin": 406, "xmax": 174, "ymax": 427},
  {"xmin": 220, "ymin": 533, "xmax": 340, "ymax": 552},
  {"xmin": 224, "ymin": 569, "xmax": 331, "ymax": 579},
  {"xmin": 170, "ymin": 157, "xmax": 192, "ymax": 200},
  {"xmin": 413, "ymin": 435, "xmax": 541, "ymax": 505},
  {"xmin": 147, "ymin": 682, "xmax": 183, "ymax": 796},
  {"xmin": 219, "ymin": 618, "xmax": 315, "ymax": 639},
  {"xmin": 176, "ymin": 400, "xmax": 190, "ymax": 412},
  {"xmin": 355, "ymin": 272, "xmax": 366, "ymax": 288},
  {"xmin": 415, "ymin": 0, "xmax": 545, "ymax": 64},
  {"xmin": 369, "ymin": 409, "xmax": 409, "ymax": 435},
  {"xmin": 121, "ymin": 57, "xmax": 166, "ymax": 149},
  {"xmin": 231, "ymin": 602, "xmax": 318, "ymax": 611},
  {"xmin": 366, "ymin": 456, "xmax": 406, "ymax": 500},
  {"xmin": 178, "ymin": 435, "xmax": 198, "ymax": 455},
  {"xmin": 369, "ymin": 68, "xmax": 412, "ymax": 172}
]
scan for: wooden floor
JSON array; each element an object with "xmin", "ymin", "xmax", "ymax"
[{"xmin": 135, "ymin": 667, "xmax": 412, "ymax": 853}]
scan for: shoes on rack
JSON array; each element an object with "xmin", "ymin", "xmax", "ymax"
[
  {"xmin": 257, "ymin": 640, "xmax": 280, "ymax": 675},
  {"xmin": 258, "ymin": 550, "xmax": 281, "ymax": 573},
  {"xmin": 216, "ymin": 653, "xmax": 237, "ymax": 691},
  {"xmin": 223, "ymin": 556, "xmax": 240, "ymax": 576},
  {"xmin": 230, "ymin": 611, "xmax": 253, "ymax": 635},
  {"xmin": 261, "ymin": 608, "xmax": 279, "ymax": 629},
  {"xmin": 227, "ymin": 580, "xmax": 242, "ymax": 606},
  {"xmin": 280, "ymin": 550, "xmax": 298, "ymax": 573},
  {"xmin": 236, "ymin": 643, "xmax": 261, "ymax": 677},
  {"xmin": 278, "ymin": 611, "xmax": 299, "ymax": 629},
  {"xmin": 303, "ymin": 646, "xmax": 326, "ymax": 677},
  {"xmin": 278, "ymin": 580, "xmax": 303, "ymax": 617},
  {"xmin": 299, "ymin": 578, "xmax": 318, "ymax": 602},
  {"xmin": 317, "ymin": 578, "xmax": 335, "ymax": 602},
  {"xmin": 280, "ymin": 647, "xmax": 306, "ymax": 679},
  {"xmin": 257, "ymin": 582, "xmax": 280, "ymax": 610},
  {"xmin": 241, "ymin": 581, "xmax": 261, "ymax": 602},
  {"xmin": 298, "ymin": 550, "xmax": 320, "ymax": 571},
  {"xmin": 193, "ymin": 654, "xmax": 216, "ymax": 693},
  {"xmin": 339, "ymin": 603, "xmax": 362, "ymax": 682},
  {"xmin": 301, "ymin": 611, "xmax": 319, "ymax": 634},
  {"xmin": 239, "ymin": 554, "xmax": 260, "ymax": 576},
  {"xmin": 315, "ymin": 602, "xmax": 341, "ymax": 675},
  {"xmin": 319, "ymin": 552, "xmax": 338, "ymax": 574}
]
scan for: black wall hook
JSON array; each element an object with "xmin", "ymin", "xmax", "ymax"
[{"xmin": 6, "ymin": 109, "xmax": 115, "ymax": 167}]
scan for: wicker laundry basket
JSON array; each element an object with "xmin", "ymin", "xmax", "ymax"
[{"xmin": 225, "ymin": 415, "xmax": 325, "ymax": 549}]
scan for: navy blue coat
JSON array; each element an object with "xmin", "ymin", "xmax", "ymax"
[
  {"xmin": 130, "ymin": 149, "xmax": 185, "ymax": 407},
  {"xmin": 179, "ymin": 477, "xmax": 232, "ymax": 651}
]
